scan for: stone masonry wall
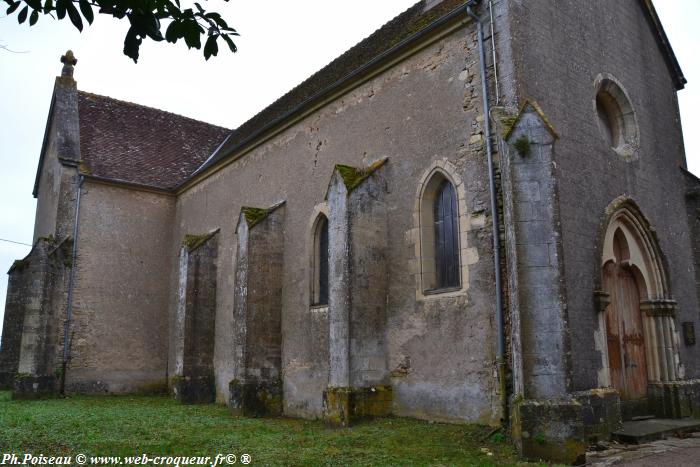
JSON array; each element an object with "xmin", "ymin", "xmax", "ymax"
[
  {"xmin": 0, "ymin": 265, "xmax": 26, "ymax": 388},
  {"xmin": 173, "ymin": 232, "xmax": 218, "ymax": 403},
  {"xmin": 66, "ymin": 182, "xmax": 174, "ymax": 393},
  {"xmin": 502, "ymin": 105, "xmax": 571, "ymax": 399},
  {"xmin": 230, "ymin": 205, "xmax": 285, "ymax": 416},
  {"xmin": 169, "ymin": 19, "xmax": 500, "ymax": 423},
  {"xmin": 504, "ymin": 0, "xmax": 700, "ymax": 388},
  {"xmin": 686, "ymin": 173, "xmax": 700, "ymax": 318}
]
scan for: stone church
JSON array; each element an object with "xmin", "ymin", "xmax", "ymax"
[{"xmin": 1, "ymin": 0, "xmax": 698, "ymax": 463}]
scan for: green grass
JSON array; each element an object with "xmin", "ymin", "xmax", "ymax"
[{"xmin": 0, "ymin": 391, "xmax": 534, "ymax": 466}]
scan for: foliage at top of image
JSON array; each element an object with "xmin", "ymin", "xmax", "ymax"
[{"xmin": 3, "ymin": 0, "xmax": 239, "ymax": 62}]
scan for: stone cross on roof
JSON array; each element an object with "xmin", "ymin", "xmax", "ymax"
[{"xmin": 60, "ymin": 50, "xmax": 77, "ymax": 78}]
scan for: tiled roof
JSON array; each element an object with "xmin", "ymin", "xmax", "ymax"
[
  {"xmin": 190, "ymin": 0, "xmax": 685, "ymax": 182},
  {"xmin": 193, "ymin": 0, "xmax": 469, "ymax": 177},
  {"xmin": 78, "ymin": 91, "xmax": 229, "ymax": 190}
]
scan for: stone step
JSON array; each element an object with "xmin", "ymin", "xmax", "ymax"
[{"xmin": 612, "ymin": 418, "xmax": 700, "ymax": 444}]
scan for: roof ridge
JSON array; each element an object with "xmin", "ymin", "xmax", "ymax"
[
  {"xmin": 243, "ymin": 1, "xmax": 424, "ymax": 129},
  {"xmin": 77, "ymin": 90, "xmax": 230, "ymax": 132}
]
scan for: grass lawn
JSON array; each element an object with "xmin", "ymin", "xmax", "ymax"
[{"xmin": 0, "ymin": 391, "xmax": 540, "ymax": 466}]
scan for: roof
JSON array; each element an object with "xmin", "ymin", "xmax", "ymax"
[
  {"xmin": 187, "ymin": 0, "xmax": 687, "ymax": 183},
  {"xmin": 640, "ymin": 0, "xmax": 686, "ymax": 91},
  {"xmin": 192, "ymin": 0, "xmax": 469, "ymax": 178},
  {"xmin": 38, "ymin": 1, "xmax": 684, "ymax": 194},
  {"xmin": 78, "ymin": 91, "xmax": 229, "ymax": 190}
]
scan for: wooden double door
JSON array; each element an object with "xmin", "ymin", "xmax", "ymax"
[{"xmin": 603, "ymin": 241, "xmax": 648, "ymax": 402}]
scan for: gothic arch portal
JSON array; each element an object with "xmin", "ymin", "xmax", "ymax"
[{"xmin": 595, "ymin": 198, "xmax": 681, "ymax": 397}]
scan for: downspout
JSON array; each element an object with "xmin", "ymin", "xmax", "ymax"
[
  {"xmin": 60, "ymin": 174, "xmax": 84, "ymax": 396},
  {"xmin": 466, "ymin": 0, "xmax": 508, "ymax": 424}
]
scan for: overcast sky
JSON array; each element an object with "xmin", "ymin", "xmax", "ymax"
[{"xmin": 0, "ymin": 1, "xmax": 698, "ymax": 338}]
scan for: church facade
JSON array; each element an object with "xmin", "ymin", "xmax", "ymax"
[{"xmin": 1, "ymin": 0, "xmax": 699, "ymax": 463}]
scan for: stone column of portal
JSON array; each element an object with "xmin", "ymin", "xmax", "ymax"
[
  {"xmin": 641, "ymin": 299, "xmax": 695, "ymax": 419},
  {"xmin": 172, "ymin": 230, "xmax": 219, "ymax": 404},
  {"xmin": 499, "ymin": 102, "xmax": 585, "ymax": 465},
  {"xmin": 323, "ymin": 159, "xmax": 392, "ymax": 427},
  {"xmin": 229, "ymin": 202, "xmax": 285, "ymax": 417}
]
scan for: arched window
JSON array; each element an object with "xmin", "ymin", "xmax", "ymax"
[
  {"xmin": 311, "ymin": 214, "xmax": 329, "ymax": 306},
  {"xmin": 594, "ymin": 75, "xmax": 639, "ymax": 159},
  {"xmin": 434, "ymin": 180, "xmax": 460, "ymax": 289},
  {"xmin": 419, "ymin": 171, "xmax": 461, "ymax": 293}
]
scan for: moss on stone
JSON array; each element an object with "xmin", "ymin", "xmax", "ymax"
[
  {"xmin": 241, "ymin": 207, "xmax": 270, "ymax": 229},
  {"xmin": 37, "ymin": 235, "xmax": 56, "ymax": 244},
  {"xmin": 499, "ymin": 116, "xmax": 518, "ymax": 137},
  {"xmin": 182, "ymin": 230, "xmax": 218, "ymax": 253},
  {"xmin": 335, "ymin": 158, "xmax": 388, "ymax": 193},
  {"xmin": 512, "ymin": 136, "xmax": 532, "ymax": 157}
]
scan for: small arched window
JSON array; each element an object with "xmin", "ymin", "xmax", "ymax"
[
  {"xmin": 311, "ymin": 214, "xmax": 329, "ymax": 306},
  {"xmin": 419, "ymin": 171, "xmax": 462, "ymax": 293},
  {"xmin": 434, "ymin": 180, "xmax": 460, "ymax": 289}
]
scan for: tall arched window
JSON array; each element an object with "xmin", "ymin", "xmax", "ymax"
[
  {"xmin": 434, "ymin": 180, "xmax": 460, "ymax": 289},
  {"xmin": 419, "ymin": 171, "xmax": 462, "ymax": 293},
  {"xmin": 311, "ymin": 214, "xmax": 329, "ymax": 306}
]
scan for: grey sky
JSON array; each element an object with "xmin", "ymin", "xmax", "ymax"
[{"xmin": 0, "ymin": 1, "xmax": 698, "ymax": 338}]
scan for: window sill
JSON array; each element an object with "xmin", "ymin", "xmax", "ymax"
[
  {"xmin": 309, "ymin": 304, "xmax": 329, "ymax": 313},
  {"xmin": 423, "ymin": 286, "xmax": 461, "ymax": 296},
  {"xmin": 418, "ymin": 286, "xmax": 466, "ymax": 301}
]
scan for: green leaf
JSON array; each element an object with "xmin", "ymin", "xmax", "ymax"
[
  {"xmin": 29, "ymin": 8, "xmax": 38, "ymax": 25},
  {"xmin": 25, "ymin": 0, "xmax": 42, "ymax": 10},
  {"xmin": 43, "ymin": 0, "xmax": 53, "ymax": 14},
  {"xmin": 79, "ymin": 0, "xmax": 93, "ymax": 24},
  {"xmin": 6, "ymin": 1, "xmax": 20, "ymax": 14},
  {"xmin": 203, "ymin": 34, "xmax": 218, "ymax": 60},
  {"xmin": 56, "ymin": 0, "xmax": 66, "ymax": 19},
  {"xmin": 181, "ymin": 19, "xmax": 201, "ymax": 49},
  {"xmin": 123, "ymin": 26, "xmax": 142, "ymax": 63},
  {"xmin": 17, "ymin": 5, "xmax": 28, "ymax": 23},
  {"xmin": 221, "ymin": 34, "xmax": 237, "ymax": 53},
  {"xmin": 165, "ymin": 20, "xmax": 181, "ymax": 43},
  {"xmin": 66, "ymin": 1, "xmax": 82, "ymax": 31}
]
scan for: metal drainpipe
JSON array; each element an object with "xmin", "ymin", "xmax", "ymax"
[
  {"xmin": 466, "ymin": 0, "xmax": 508, "ymax": 423},
  {"xmin": 60, "ymin": 174, "xmax": 84, "ymax": 396}
]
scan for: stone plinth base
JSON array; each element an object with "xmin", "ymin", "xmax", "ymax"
[
  {"xmin": 649, "ymin": 380, "xmax": 700, "ymax": 419},
  {"xmin": 172, "ymin": 373, "xmax": 215, "ymax": 404},
  {"xmin": 322, "ymin": 385, "xmax": 393, "ymax": 427},
  {"xmin": 0, "ymin": 371, "xmax": 15, "ymax": 390},
  {"xmin": 228, "ymin": 378, "xmax": 283, "ymax": 417},
  {"xmin": 12, "ymin": 374, "xmax": 57, "ymax": 399},
  {"xmin": 511, "ymin": 397, "xmax": 586, "ymax": 465},
  {"xmin": 573, "ymin": 388, "xmax": 621, "ymax": 443}
]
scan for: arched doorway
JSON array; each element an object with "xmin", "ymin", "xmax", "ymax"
[
  {"xmin": 598, "ymin": 201, "xmax": 681, "ymax": 416},
  {"xmin": 603, "ymin": 229, "xmax": 648, "ymax": 400}
]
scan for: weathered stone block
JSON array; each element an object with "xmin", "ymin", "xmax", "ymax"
[
  {"xmin": 172, "ymin": 373, "xmax": 215, "ymax": 404},
  {"xmin": 229, "ymin": 378, "xmax": 283, "ymax": 417},
  {"xmin": 512, "ymin": 397, "xmax": 586, "ymax": 465},
  {"xmin": 573, "ymin": 388, "xmax": 621, "ymax": 443},
  {"xmin": 648, "ymin": 380, "xmax": 700, "ymax": 419},
  {"xmin": 12, "ymin": 374, "xmax": 57, "ymax": 400},
  {"xmin": 322, "ymin": 385, "xmax": 393, "ymax": 427}
]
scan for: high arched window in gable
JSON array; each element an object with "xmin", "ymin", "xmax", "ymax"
[
  {"xmin": 419, "ymin": 170, "xmax": 462, "ymax": 293},
  {"xmin": 311, "ymin": 214, "xmax": 329, "ymax": 306}
]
